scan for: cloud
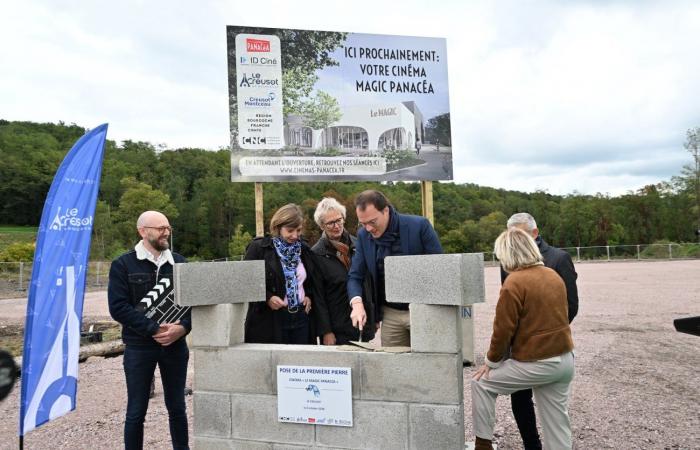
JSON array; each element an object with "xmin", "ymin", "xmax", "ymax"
[{"xmin": 1, "ymin": 0, "xmax": 698, "ymax": 194}]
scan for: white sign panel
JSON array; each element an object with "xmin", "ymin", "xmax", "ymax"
[
  {"xmin": 277, "ymin": 365, "xmax": 352, "ymax": 427},
  {"xmin": 235, "ymin": 33, "xmax": 284, "ymax": 149},
  {"xmin": 227, "ymin": 26, "xmax": 453, "ymax": 182}
]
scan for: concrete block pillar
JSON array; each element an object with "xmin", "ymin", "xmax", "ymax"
[{"xmin": 384, "ymin": 253, "xmax": 485, "ymax": 356}]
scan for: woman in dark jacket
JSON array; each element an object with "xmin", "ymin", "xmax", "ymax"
[
  {"xmin": 311, "ymin": 197, "xmax": 375, "ymax": 345},
  {"xmin": 243, "ymin": 204, "xmax": 325, "ymax": 344}
]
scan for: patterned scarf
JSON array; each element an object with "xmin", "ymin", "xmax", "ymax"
[
  {"xmin": 328, "ymin": 230, "xmax": 352, "ymax": 270},
  {"xmin": 272, "ymin": 237, "xmax": 302, "ymax": 308}
]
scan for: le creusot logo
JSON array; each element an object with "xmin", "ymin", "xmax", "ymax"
[{"xmin": 50, "ymin": 207, "xmax": 93, "ymax": 231}]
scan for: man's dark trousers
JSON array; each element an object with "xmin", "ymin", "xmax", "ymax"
[
  {"xmin": 123, "ymin": 339, "xmax": 189, "ymax": 450},
  {"xmin": 511, "ymin": 388, "xmax": 542, "ymax": 450}
]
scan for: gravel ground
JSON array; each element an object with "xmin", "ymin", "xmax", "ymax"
[{"xmin": 1, "ymin": 260, "xmax": 699, "ymax": 449}]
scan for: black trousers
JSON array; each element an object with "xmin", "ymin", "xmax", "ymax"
[{"xmin": 511, "ymin": 388, "xmax": 542, "ymax": 450}]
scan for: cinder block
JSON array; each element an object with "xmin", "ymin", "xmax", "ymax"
[
  {"xmin": 461, "ymin": 306, "xmax": 475, "ymax": 364},
  {"xmin": 195, "ymin": 346, "xmax": 273, "ymax": 394},
  {"xmin": 384, "ymin": 253, "xmax": 485, "ymax": 306},
  {"xmin": 409, "ymin": 404, "xmax": 464, "ymax": 450},
  {"xmin": 231, "ymin": 394, "xmax": 314, "ymax": 445},
  {"xmin": 273, "ymin": 445, "xmax": 347, "ymax": 450},
  {"xmin": 194, "ymin": 391, "xmax": 231, "ymax": 438},
  {"xmin": 360, "ymin": 352, "xmax": 462, "ymax": 404},
  {"xmin": 191, "ymin": 304, "xmax": 247, "ymax": 347},
  {"xmin": 175, "ymin": 260, "xmax": 265, "ymax": 306},
  {"xmin": 315, "ymin": 400, "xmax": 408, "ymax": 449},
  {"xmin": 194, "ymin": 437, "xmax": 273, "ymax": 449},
  {"xmin": 410, "ymin": 304, "xmax": 462, "ymax": 353},
  {"xmin": 271, "ymin": 346, "xmax": 361, "ymax": 398}
]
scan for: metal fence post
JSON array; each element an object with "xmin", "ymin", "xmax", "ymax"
[
  {"xmin": 18, "ymin": 261, "xmax": 24, "ymax": 291},
  {"xmin": 606, "ymin": 246, "xmax": 610, "ymax": 261},
  {"xmin": 668, "ymin": 244, "xmax": 673, "ymax": 259},
  {"xmin": 576, "ymin": 247, "xmax": 580, "ymax": 262}
]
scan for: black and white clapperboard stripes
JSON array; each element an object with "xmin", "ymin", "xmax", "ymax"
[{"xmin": 135, "ymin": 277, "xmax": 190, "ymax": 324}]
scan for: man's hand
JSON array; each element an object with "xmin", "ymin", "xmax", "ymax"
[
  {"xmin": 322, "ymin": 332, "xmax": 336, "ymax": 346},
  {"xmin": 472, "ymin": 364, "xmax": 491, "ymax": 381},
  {"xmin": 267, "ymin": 295, "xmax": 287, "ymax": 311},
  {"xmin": 153, "ymin": 322, "xmax": 186, "ymax": 346},
  {"xmin": 303, "ymin": 296, "xmax": 312, "ymax": 314},
  {"xmin": 350, "ymin": 299, "xmax": 367, "ymax": 329}
]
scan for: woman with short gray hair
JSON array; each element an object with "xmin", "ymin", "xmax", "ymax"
[
  {"xmin": 311, "ymin": 197, "xmax": 375, "ymax": 345},
  {"xmin": 471, "ymin": 228, "xmax": 575, "ymax": 450}
]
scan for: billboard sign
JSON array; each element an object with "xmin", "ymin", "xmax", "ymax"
[{"xmin": 227, "ymin": 26, "xmax": 452, "ymax": 182}]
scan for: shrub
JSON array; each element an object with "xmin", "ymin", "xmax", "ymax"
[{"xmin": 0, "ymin": 242, "xmax": 35, "ymax": 262}]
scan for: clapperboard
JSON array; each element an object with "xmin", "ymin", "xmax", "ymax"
[{"xmin": 135, "ymin": 277, "xmax": 190, "ymax": 324}]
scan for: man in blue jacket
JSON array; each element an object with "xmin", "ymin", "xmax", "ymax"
[
  {"xmin": 108, "ymin": 210, "xmax": 191, "ymax": 450},
  {"xmin": 348, "ymin": 190, "xmax": 442, "ymax": 347},
  {"xmin": 501, "ymin": 212, "xmax": 579, "ymax": 450}
]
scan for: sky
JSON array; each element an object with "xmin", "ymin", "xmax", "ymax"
[{"xmin": 2, "ymin": 0, "xmax": 699, "ymax": 196}]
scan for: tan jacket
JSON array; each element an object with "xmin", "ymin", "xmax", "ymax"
[{"xmin": 486, "ymin": 265, "xmax": 574, "ymax": 367}]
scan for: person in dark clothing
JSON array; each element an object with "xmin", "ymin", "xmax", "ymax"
[
  {"xmin": 501, "ymin": 212, "xmax": 579, "ymax": 450},
  {"xmin": 243, "ymin": 204, "xmax": 324, "ymax": 344},
  {"xmin": 311, "ymin": 197, "xmax": 375, "ymax": 345},
  {"xmin": 108, "ymin": 210, "xmax": 190, "ymax": 450},
  {"xmin": 347, "ymin": 190, "xmax": 442, "ymax": 347}
]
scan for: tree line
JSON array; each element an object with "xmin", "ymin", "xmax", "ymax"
[{"xmin": 1, "ymin": 119, "xmax": 699, "ymax": 261}]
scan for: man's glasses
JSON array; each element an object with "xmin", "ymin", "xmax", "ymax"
[
  {"xmin": 143, "ymin": 226, "xmax": 172, "ymax": 234},
  {"xmin": 358, "ymin": 217, "xmax": 381, "ymax": 228},
  {"xmin": 323, "ymin": 218, "xmax": 344, "ymax": 229}
]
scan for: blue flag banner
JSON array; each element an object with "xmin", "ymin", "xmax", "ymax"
[{"xmin": 19, "ymin": 124, "xmax": 108, "ymax": 436}]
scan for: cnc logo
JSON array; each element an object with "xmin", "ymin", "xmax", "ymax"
[
  {"xmin": 246, "ymin": 38, "xmax": 270, "ymax": 52},
  {"xmin": 242, "ymin": 136, "xmax": 267, "ymax": 145},
  {"xmin": 49, "ymin": 207, "xmax": 93, "ymax": 231}
]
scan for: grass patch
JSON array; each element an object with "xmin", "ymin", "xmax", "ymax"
[
  {"xmin": 0, "ymin": 226, "xmax": 37, "ymax": 251},
  {"xmin": 0, "ymin": 226, "xmax": 37, "ymax": 234}
]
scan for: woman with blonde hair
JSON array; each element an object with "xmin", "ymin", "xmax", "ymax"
[
  {"xmin": 471, "ymin": 228, "xmax": 575, "ymax": 450},
  {"xmin": 243, "ymin": 204, "xmax": 322, "ymax": 344}
]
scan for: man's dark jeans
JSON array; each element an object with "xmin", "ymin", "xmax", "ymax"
[
  {"xmin": 511, "ymin": 388, "xmax": 542, "ymax": 450},
  {"xmin": 123, "ymin": 339, "xmax": 189, "ymax": 450}
]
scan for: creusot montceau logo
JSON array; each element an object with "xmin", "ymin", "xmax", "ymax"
[{"xmin": 50, "ymin": 207, "xmax": 93, "ymax": 231}]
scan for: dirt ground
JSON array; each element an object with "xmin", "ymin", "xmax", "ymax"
[{"xmin": 1, "ymin": 260, "xmax": 699, "ymax": 449}]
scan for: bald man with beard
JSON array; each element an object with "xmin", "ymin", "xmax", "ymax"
[{"xmin": 108, "ymin": 210, "xmax": 191, "ymax": 450}]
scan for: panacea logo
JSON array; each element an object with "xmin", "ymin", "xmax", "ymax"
[
  {"xmin": 246, "ymin": 38, "xmax": 270, "ymax": 52},
  {"xmin": 49, "ymin": 207, "xmax": 93, "ymax": 231}
]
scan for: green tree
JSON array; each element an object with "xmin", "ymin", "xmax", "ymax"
[
  {"xmin": 682, "ymin": 127, "xmax": 700, "ymax": 231},
  {"xmin": 229, "ymin": 224, "xmax": 252, "ymax": 260},
  {"xmin": 301, "ymin": 91, "xmax": 342, "ymax": 148},
  {"xmin": 424, "ymin": 113, "xmax": 451, "ymax": 146},
  {"xmin": 114, "ymin": 178, "xmax": 178, "ymax": 246}
]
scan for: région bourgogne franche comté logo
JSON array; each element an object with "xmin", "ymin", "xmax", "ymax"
[{"xmin": 49, "ymin": 207, "xmax": 93, "ymax": 231}]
